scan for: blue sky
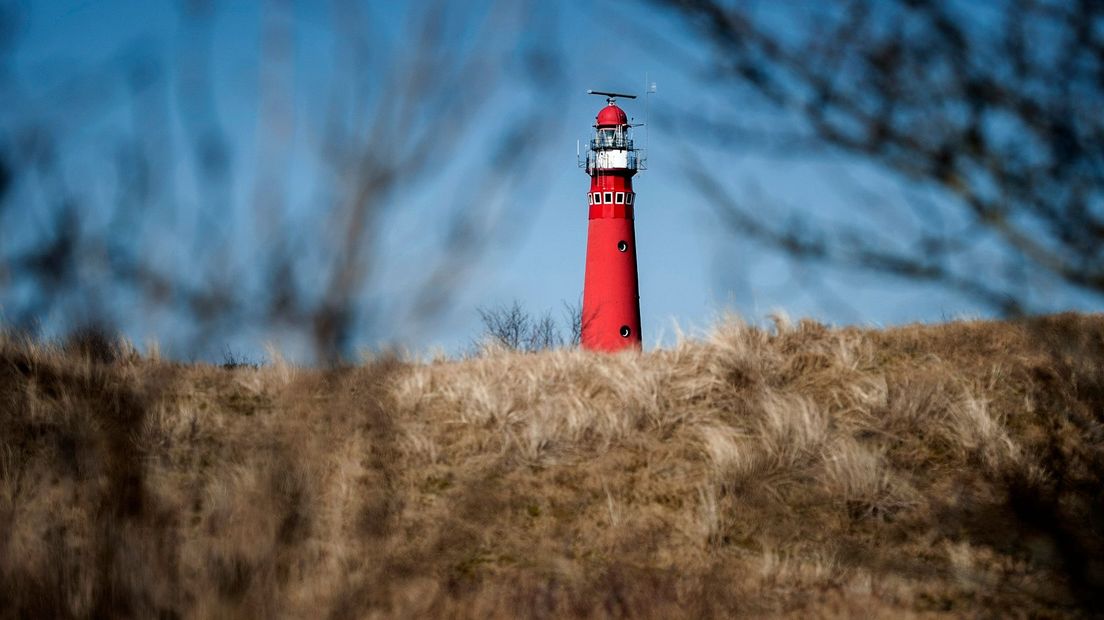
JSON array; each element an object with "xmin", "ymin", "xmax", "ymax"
[{"xmin": 2, "ymin": 0, "xmax": 1097, "ymax": 359}]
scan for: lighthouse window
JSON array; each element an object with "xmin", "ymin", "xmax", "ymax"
[
  {"xmin": 620, "ymin": 325, "xmax": 632, "ymax": 338},
  {"xmin": 615, "ymin": 192, "xmax": 625, "ymax": 204},
  {"xmin": 617, "ymin": 240, "xmax": 628, "ymax": 252},
  {"xmin": 626, "ymin": 193, "xmax": 634, "ymax": 205},
  {"xmin": 593, "ymin": 193, "xmax": 602, "ymax": 204},
  {"xmin": 588, "ymin": 193, "xmax": 593, "ymax": 205},
  {"xmin": 604, "ymin": 192, "xmax": 613, "ymax": 204}
]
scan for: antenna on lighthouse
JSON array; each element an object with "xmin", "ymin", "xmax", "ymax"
[{"xmin": 644, "ymin": 75, "xmax": 656, "ymax": 162}]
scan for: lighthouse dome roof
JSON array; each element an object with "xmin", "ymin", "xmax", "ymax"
[{"xmin": 596, "ymin": 104, "xmax": 628, "ymax": 126}]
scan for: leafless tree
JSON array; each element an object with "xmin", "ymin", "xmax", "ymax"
[
  {"xmin": 655, "ymin": 0, "xmax": 1104, "ymax": 315},
  {"xmin": 527, "ymin": 312, "xmax": 562, "ymax": 351},
  {"xmin": 0, "ymin": 0, "xmax": 565, "ymax": 361},
  {"xmin": 478, "ymin": 301, "xmax": 532, "ymax": 351},
  {"xmin": 562, "ymin": 299, "xmax": 583, "ymax": 347},
  {"xmin": 476, "ymin": 300, "xmax": 581, "ymax": 352}
]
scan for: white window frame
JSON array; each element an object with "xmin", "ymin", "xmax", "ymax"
[
  {"xmin": 588, "ymin": 193, "xmax": 594, "ymax": 205},
  {"xmin": 594, "ymin": 193, "xmax": 602, "ymax": 204},
  {"xmin": 626, "ymin": 193, "xmax": 634, "ymax": 205},
  {"xmin": 604, "ymin": 192, "xmax": 613, "ymax": 204},
  {"xmin": 615, "ymin": 192, "xmax": 625, "ymax": 204}
]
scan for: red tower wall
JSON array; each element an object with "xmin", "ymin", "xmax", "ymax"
[{"xmin": 582, "ymin": 172, "xmax": 642, "ymax": 351}]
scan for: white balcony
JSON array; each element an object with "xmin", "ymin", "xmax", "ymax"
[{"xmin": 580, "ymin": 148, "xmax": 646, "ymax": 173}]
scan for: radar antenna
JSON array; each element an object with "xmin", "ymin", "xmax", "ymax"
[{"xmin": 587, "ymin": 89, "xmax": 637, "ymax": 105}]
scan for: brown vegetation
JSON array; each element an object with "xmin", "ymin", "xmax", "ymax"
[{"xmin": 1, "ymin": 314, "xmax": 1103, "ymax": 617}]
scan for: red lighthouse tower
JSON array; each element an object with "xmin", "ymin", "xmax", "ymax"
[{"xmin": 581, "ymin": 91, "xmax": 644, "ymax": 351}]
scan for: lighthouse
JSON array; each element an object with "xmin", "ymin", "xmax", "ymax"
[{"xmin": 580, "ymin": 90, "xmax": 644, "ymax": 352}]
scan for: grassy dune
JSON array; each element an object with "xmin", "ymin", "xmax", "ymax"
[{"xmin": 1, "ymin": 314, "xmax": 1103, "ymax": 617}]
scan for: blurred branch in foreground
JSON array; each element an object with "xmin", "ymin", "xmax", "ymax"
[
  {"xmin": 0, "ymin": 0, "xmax": 565, "ymax": 361},
  {"xmin": 656, "ymin": 0, "xmax": 1104, "ymax": 315}
]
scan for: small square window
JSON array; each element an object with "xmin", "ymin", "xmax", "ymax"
[
  {"xmin": 594, "ymin": 193, "xmax": 602, "ymax": 204},
  {"xmin": 588, "ymin": 193, "xmax": 593, "ymax": 205},
  {"xmin": 604, "ymin": 192, "xmax": 613, "ymax": 204},
  {"xmin": 626, "ymin": 193, "xmax": 634, "ymax": 205},
  {"xmin": 615, "ymin": 192, "xmax": 625, "ymax": 204}
]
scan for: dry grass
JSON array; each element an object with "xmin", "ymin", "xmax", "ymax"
[{"xmin": 1, "ymin": 314, "xmax": 1103, "ymax": 617}]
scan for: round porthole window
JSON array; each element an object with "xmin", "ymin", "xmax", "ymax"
[
  {"xmin": 619, "ymin": 325, "xmax": 632, "ymax": 338},
  {"xmin": 617, "ymin": 240, "xmax": 628, "ymax": 252}
]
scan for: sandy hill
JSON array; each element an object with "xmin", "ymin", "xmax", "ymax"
[{"xmin": 1, "ymin": 313, "xmax": 1102, "ymax": 618}]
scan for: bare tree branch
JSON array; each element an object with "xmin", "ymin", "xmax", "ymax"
[
  {"xmin": 0, "ymin": 0, "xmax": 564, "ymax": 361},
  {"xmin": 658, "ymin": 0, "xmax": 1104, "ymax": 314}
]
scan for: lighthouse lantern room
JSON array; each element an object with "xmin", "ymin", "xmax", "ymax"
[{"xmin": 580, "ymin": 90, "xmax": 645, "ymax": 352}]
